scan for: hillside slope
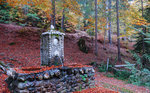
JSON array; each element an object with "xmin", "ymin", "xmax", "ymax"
[
  {"xmin": 0, "ymin": 24, "xmax": 134, "ymax": 67},
  {"xmin": 1, "ymin": 24, "xmax": 149, "ymax": 93}
]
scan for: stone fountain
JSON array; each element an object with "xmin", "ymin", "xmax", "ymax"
[
  {"xmin": 40, "ymin": 25, "xmax": 65, "ymax": 66},
  {"xmin": 5, "ymin": 25, "xmax": 95, "ymax": 93}
]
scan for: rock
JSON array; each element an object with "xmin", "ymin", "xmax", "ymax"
[
  {"xmin": 74, "ymin": 86, "xmax": 80, "ymax": 91},
  {"xmin": 27, "ymin": 74, "xmax": 35, "ymax": 81},
  {"xmin": 91, "ymin": 68, "xmax": 95, "ymax": 73},
  {"xmin": 47, "ymin": 87, "xmax": 52, "ymax": 92},
  {"xmin": 42, "ymin": 88, "xmax": 47, "ymax": 92},
  {"xmin": 6, "ymin": 66, "xmax": 95, "ymax": 92},
  {"xmin": 67, "ymin": 68, "xmax": 72, "ymax": 75},
  {"xmin": 85, "ymin": 78, "xmax": 89, "ymax": 83},
  {"xmin": 77, "ymin": 38, "xmax": 89, "ymax": 53},
  {"xmin": 54, "ymin": 69, "xmax": 60, "ymax": 77},
  {"xmin": 36, "ymin": 73, "xmax": 43, "ymax": 80},
  {"xmin": 82, "ymin": 84, "xmax": 86, "ymax": 89},
  {"xmin": 79, "ymin": 68, "xmax": 84, "ymax": 74},
  {"xmin": 71, "ymin": 88, "xmax": 75, "ymax": 92},
  {"xmin": 49, "ymin": 71, "xmax": 54, "ymax": 77},
  {"xmin": 17, "ymin": 82, "xmax": 25, "ymax": 89},
  {"xmin": 76, "ymin": 73, "xmax": 80, "ymax": 78},
  {"xmin": 44, "ymin": 71, "xmax": 50, "ymax": 79},
  {"xmin": 36, "ymin": 92, "xmax": 41, "ymax": 93},
  {"xmin": 67, "ymin": 76, "xmax": 72, "ymax": 81},
  {"xmin": 17, "ymin": 76, "xmax": 26, "ymax": 82},
  {"xmin": 83, "ymin": 67, "xmax": 89, "ymax": 74},
  {"xmin": 67, "ymin": 86, "xmax": 72, "ymax": 92},
  {"xmin": 56, "ymin": 84, "xmax": 61, "ymax": 88},
  {"xmin": 52, "ymin": 91, "xmax": 57, "ymax": 93},
  {"xmin": 61, "ymin": 71, "xmax": 67, "ymax": 76},
  {"xmin": 60, "ymin": 66, "xmax": 69, "ymax": 71},
  {"xmin": 16, "ymin": 89, "xmax": 29, "ymax": 93},
  {"xmin": 60, "ymin": 89, "xmax": 67, "ymax": 93},
  {"xmin": 91, "ymin": 77, "xmax": 95, "ymax": 80},
  {"xmin": 88, "ymin": 73, "xmax": 95, "ymax": 77},
  {"xmin": 56, "ymin": 86, "xmax": 63, "ymax": 92},
  {"xmin": 6, "ymin": 68, "xmax": 16, "ymax": 78},
  {"xmin": 46, "ymin": 92, "xmax": 51, "ymax": 93},
  {"xmin": 26, "ymin": 82, "xmax": 35, "ymax": 87},
  {"xmin": 60, "ymin": 76, "xmax": 66, "ymax": 82},
  {"xmin": 72, "ymin": 76, "xmax": 76, "ymax": 80},
  {"xmin": 76, "ymin": 78, "xmax": 81, "ymax": 83},
  {"xmin": 28, "ymin": 87, "xmax": 35, "ymax": 91},
  {"xmin": 43, "ymin": 80, "xmax": 50, "ymax": 88},
  {"xmin": 35, "ymin": 81, "xmax": 43, "ymax": 87},
  {"xmin": 9, "ymin": 80, "xmax": 17, "ymax": 90},
  {"xmin": 74, "ymin": 69, "xmax": 79, "ymax": 75},
  {"xmin": 25, "ymin": 81, "xmax": 35, "ymax": 88},
  {"xmin": 5, "ymin": 76, "xmax": 13, "ymax": 85},
  {"xmin": 36, "ymin": 87, "xmax": 42, "ymax": 91}
]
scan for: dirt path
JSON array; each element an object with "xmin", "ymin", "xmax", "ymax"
[{"xmin": 95, "ymin": 72, "xmax": 150, "ymax": 93}]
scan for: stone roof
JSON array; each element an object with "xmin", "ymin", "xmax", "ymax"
[
  {"xmin": 42, "ymin": 30, "xmax": 65, "ymax": 36},
  {"xmin": 42, "ymin": 25, "xmax": 65, "ymax": 36}
]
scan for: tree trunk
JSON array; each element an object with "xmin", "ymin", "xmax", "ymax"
[
  {"xmin": 108, "ymin": 0, "xmax": 112, "ymax": 45},
  {"xmin": 116, "ymin": 0, "xmax": 121, "ymax": 61},
  {"xmin": 141, "ymin": 0, "xmax": 144, "ymax": 17},
  {"xmin": 61, "ymin": 8, "xmax": 65, "ymax": 32},
  {"xmin": 95, "ymin": 0, "xmax": 98, "ymax": 56},
  {"xmin": 24, "ymin": 5, "xmax": 28, "ymax": 15},
  {"xmin": 83, "ymin": 20, "xmax": 86, "ymax": 31},
  {"xmin": 51, "ymin": 0, "xmax": 56, "ymax": 28},
  {"xmin": 141, "ymin": 0, "xmax": 144, "ymax": 53},
  {"xmin": 103, "ymin": 0, "xmax": 106, "ymax": 49},
  {"xmin": 124, "ymin": 24, "xmax": 126, "ymax": 41},
  {"xmin": 106, "ymin": 0, "xmax": 109, "ymax": 39},
  {"xmin": 103, "ymin": 29, "xmax": 106, "ymax": 49},
  {"xmin": 141, "ymin": 0, "xmax": 146, "ymax": 66}
]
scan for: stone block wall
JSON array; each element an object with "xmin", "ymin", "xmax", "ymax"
[{"xmin": 6, "ymin": 66, "xmax": 95, "ymax": 93}]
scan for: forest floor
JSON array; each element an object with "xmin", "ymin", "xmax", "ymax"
[{"xmin": 0, "ymin": 24, "xmax": 149, "ymax": 93}]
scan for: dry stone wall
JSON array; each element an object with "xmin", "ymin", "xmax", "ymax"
[{"xmin": 5, "ymin": 66, "xmax": 95, "ymax": 93}]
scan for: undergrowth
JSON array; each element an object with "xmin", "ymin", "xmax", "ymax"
[{"xmin": 90, "ymin": 61, "xmax": 150, "ymax": 88}]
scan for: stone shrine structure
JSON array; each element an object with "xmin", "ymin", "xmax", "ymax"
[
  {"xmin": 5, "ymin": 25, "xmax": 95, "ymax": 93},
  {"xmin": 40, "ymin": 25, "xmax": 65, "ymax": 66}
]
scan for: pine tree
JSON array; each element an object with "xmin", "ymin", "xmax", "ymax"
[{"xmin": 133, "ymin": 25, "xmax": 150, "ymax": 69}]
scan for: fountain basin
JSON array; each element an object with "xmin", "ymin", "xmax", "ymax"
[{"xmin": 5, "ymin": 64, "xmax": 95, "ymax": 93}]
